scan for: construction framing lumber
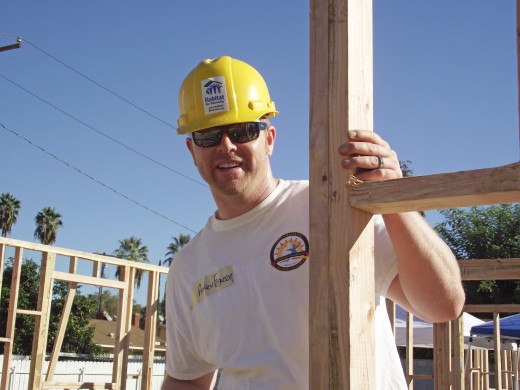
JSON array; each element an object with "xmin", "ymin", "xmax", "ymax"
[
  {"xmin": 459, "ymin": 258, "xmax": 520, "ymax": 280},
  {"xmin": 349, "ymin": 162, "xmax": 520, "ymax": 214},
  {"xmin": 309, "ymin": 0, "xmax": 375, "ymax": 388},
  {"xmin": 1, "ymin": 247, "xmax": 22, "ymax": 390},
  {"xmin": 28, "ymin": 252, "xmax": 56, "ymax": 389}
]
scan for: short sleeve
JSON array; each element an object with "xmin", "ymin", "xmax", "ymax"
[{"xmin": 374, "ymin": 215, "xmax": 398, "ymax": 297}]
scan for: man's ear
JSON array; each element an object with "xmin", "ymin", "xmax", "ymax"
[
  {"xmin": 266, "ymin": 126, "xmax": 276, "ymax": 157},
  {"xmin": 186, "ymin": 138, "xmax": 197, "ymax": 165}
]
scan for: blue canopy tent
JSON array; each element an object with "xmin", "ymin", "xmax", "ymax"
[
  {"xmin": 468, "ymin": 313, "xmax": 520, "ymax": 390},
  {"xmin": 470, "ymin": 313, "xmax": 520, "ymax": 340}
]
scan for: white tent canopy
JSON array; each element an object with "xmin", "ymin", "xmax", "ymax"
[{"xmin": 394, "ymin": 305, "xmax": 515, "ymax": 350}]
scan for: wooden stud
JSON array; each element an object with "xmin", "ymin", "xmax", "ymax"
[
  {"xmin": 142, "ymin": 270, "xmax": 159, "ymax": 390},
  {"xmin": 0, "ymin": 244, "xmax": 5, "ymax": 308},
  {"xmin": 493, "ymin": 313, "xmax": 502, "ymax": 390},
  {"xmin": 406, "ymin": 312, "xmax": 414, "ymax": 389},
  {"xmin": 310, "ymin": 0, "xmax": 375, "ymax": 388},
  {"xmin": 28, "ymin": 251, "xmax": 56, "ymax": 389},
  {"xmin": 112, "ymin": 266, "xmax": 130, "ymax": 389},
  {"xmin": 1, "ymin": 246, "xmax": 23, "ymax": 390},
  {"xmin": 452, "ymin": 316, "xmax": 464, "ymax": 390}
]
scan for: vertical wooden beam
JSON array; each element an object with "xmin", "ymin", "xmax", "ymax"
[
  {"xmin": 452, "ymin": 317, "xmax": 464, "ymax": 390},
  {"xmin": 0, "ymin": 244, "xmax": 5, "ymax": 307},
  {"xmin": 113, "ymin": 266, "xmax": 134, "ymax": 390},
  {"xmin": 142, "ymin": 270, "xmax": 159, "ymax": 390},
  {"xmin": 433, "ymin": 323, "xmax": 446, "ymax": 390},
  {"xmin": 1, "ymin": 247, "xmax": 23, "ymax": 390},
  {"xmin": 493, "ymin": 313, "xmax": 502, "ymax": 390},
  {"xmin": 406, "ymin": 312, "xmax": 414, "ymax": 389},
  {"xmin": 310, "ymin": 0, "xmax": 375, "ymax": 388},
  {"xmin": 113, "ymin": 266, "xmax": 129, "ymax": 389},
  {"xmin": 28, "ymin": 251, "xmax": 56, "ymax": 390}
]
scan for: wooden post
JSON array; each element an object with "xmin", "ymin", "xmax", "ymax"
[
  {"xmin": 309, "ymin": 0, "xmax": 375, "ymax": 388},
  {"xmin": 1, "ymin": 247, "xmax": 23, "ymax": 390},
  {"xmin": 406, "ymin": 312, "xmax": 414, "ymax": 389},
  {"xmin": 452, "ymin": 316, "xmax": 464, "ymax": 390},
  {"xmin": 28, "ymin": 251, "xmax": 56, "ymax": 390},
  {"xmin": 142, "ymin": 270, "xmax": 159, "ymax": 390},
  {"xmin": 0, "ymin": 244, "xmax": 5, "ymax": 307},
  {"xmin": 113, "ymin": 265, "xmax": 130, "ymax": 389},
  {"xmin": 493, "ymin": 313, "xmax": 502, "ymax": 390}
]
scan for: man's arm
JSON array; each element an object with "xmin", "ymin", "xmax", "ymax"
[
  {"xmin": 383, "ymin": 211, "xmax": 465, "ymax": 323},
  {"xmin": 161, "ymin": 373, "xmax": 215, "ymax": 390}
]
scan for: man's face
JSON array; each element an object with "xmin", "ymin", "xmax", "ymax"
[{"xmin": 186, "ymin": 123, "xmax": 276, "ymax": 199}]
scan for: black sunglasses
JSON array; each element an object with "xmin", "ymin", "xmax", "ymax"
[{"xmin": 191, "ymin": 122, "xmax": 268, "ymax": 148}]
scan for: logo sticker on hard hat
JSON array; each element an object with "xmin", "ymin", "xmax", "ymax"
[
  {"xmin": 270, "ymin": 232, "xmax": 309, "ymax": 271},
  {"xmin": 201, "ymin": 76, "xmax": 229, "ymax": 115}
]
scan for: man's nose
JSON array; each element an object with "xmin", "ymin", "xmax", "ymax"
[{"xmin": 218, "ymin": 133, "xmax": 237, "ymax": 151}]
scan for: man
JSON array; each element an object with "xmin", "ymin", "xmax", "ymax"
[{"xmin": 162, "ymin": 56, "xmax": 465, "ymax": 389}]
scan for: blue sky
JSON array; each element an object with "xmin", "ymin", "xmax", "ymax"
[{"xmin": 1, "ymin": 1, "xmax": 518, "ymax": 304}]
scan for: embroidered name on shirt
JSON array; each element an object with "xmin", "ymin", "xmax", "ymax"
[{"xmin": 191, "ymin": 265, "xmax": 235, "ymax": 308}]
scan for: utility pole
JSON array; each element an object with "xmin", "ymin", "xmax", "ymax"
[{"xmin": 0, "ymin": 36, "xmax": 22, "ymax": 53}]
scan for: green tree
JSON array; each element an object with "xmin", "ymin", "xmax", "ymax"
[
  {"xmin": 163, "ymin": 233, "xmax": 191, "ymax": 266},
  {"xmin": 114, "ymin": 236, "xmax": 150, "ymax": 289},
  {"xmin": 159, "ymin": 233, "xmax": 191, "ymax": 317},
  {"xmin": 0, "ymin": 192, "xmax": 21, "ymax": 237},
  {"xmin": 89, "ymin": 289, "xmax": 119, "ymax": 318},
  {"xmin": 399, "ymin": 160, "xmax": 414, "ymax": 178},
  {"xmin": 435, "ymin": 204, "xmax": 520, "ymax": 305},
  {"xmin": 0, "ymin": 257, "xmax": 101, "ymax": 355},
  {"xmin": 34, "ymin": 206, "xmax": 63, "ymax": 245}
]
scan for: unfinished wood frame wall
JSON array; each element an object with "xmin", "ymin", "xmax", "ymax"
[
  {"xmin": 309, "ymin": 0, "xmax": 520, "ymax": 388},
  {"xmin": 0, "ymin": 237, "xmax": 168, "ymax": 390}
]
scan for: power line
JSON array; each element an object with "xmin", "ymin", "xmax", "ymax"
[
  {"xmin": 0, "ymin": 72, "xmax": 207, "ymax": 188},
  {"xmin": 0, "ymin": 122, "xmax": 198, "ymax": 234},
  {"xmin": 23, "ymin": 38, "xmax": 178, "ymax": 131}
]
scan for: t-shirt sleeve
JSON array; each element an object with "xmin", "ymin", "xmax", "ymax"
[
  {"xmin": 374, "ymin": 215, "xmax": 398, "ymax": 296},
  {"xmin": 165, "ymin": 269, "xmax": 215, "ymax": 380}
]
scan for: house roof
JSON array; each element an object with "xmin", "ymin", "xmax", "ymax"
[{"xmin": 89, "ymin": 319, "xmax": 166, "ymax": 349}]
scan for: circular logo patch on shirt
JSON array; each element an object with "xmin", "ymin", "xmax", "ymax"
[{"xmin": 270, "ymin": 232, "xmax": 309, "ymax": 271}]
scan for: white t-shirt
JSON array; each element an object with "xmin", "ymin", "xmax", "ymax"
[{"xmin": 165, "ymin": 180, "xmax": 406, "ymax": 389}]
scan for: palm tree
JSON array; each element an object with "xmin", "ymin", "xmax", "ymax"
[
  {"xmin": 0, "ymin": 192, "xmax": 21, "ymax": 237},
  {"xmin": 163, "ymin": 233, "xmax": 191, "ymax": 266},
  {"xmin": 114, "ymin": 236, "xmax": 150, "ymax": 289},
  {"xmin": 34, "ymin": 206, "xmax": 63, "ymax": 245}
]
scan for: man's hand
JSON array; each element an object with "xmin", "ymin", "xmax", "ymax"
[{"xmin": 338, "ymin": 130, "xmax": 402, "ymax": 181}]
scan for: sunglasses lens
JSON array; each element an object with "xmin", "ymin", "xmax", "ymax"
[
  {"xmin": 228, "ymin": 123, "xmax": 260, "ymax": 143},
  {"xmin": 192, "ymin": 122, "xmax": 267, "ymax": 147},
  {"xmin": 193, "ymin": 128, "xmax": 222, "ymax": 147}
]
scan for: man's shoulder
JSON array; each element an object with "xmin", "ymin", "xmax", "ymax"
[{"xmin": 280, "ymin": 179, "xmax": 309, "ymax": 193}]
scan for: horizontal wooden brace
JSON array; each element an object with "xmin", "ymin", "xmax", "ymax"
[
  {"xmin": 348, "ymin": 162, "xmax": 520, "ymax": 214},
  {"xmin": 0, "ymin": 337, "xmax": 11, "ymax": 343},
  {"xmin": 53, "ymin": 271, "xmax": 126, "ymax": 289},
  {"xmin": 459, "ymin": 259, "xmax": 520, "ymax": 280},
  {"xmin": 0, "ymin": 237, "xmax": 167, "ymax": 274},
  {"xmin": 16, "ymin": 309, "xmax": 41, "ymax": 316},
  {"xmin": 464, "ymin": 304, "xmax": 520, "ymax": 313}
]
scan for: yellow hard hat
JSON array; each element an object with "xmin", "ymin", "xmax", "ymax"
[{"xmin": 177, "ymin": 56, "xmax": 278, "ymax": 135}]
